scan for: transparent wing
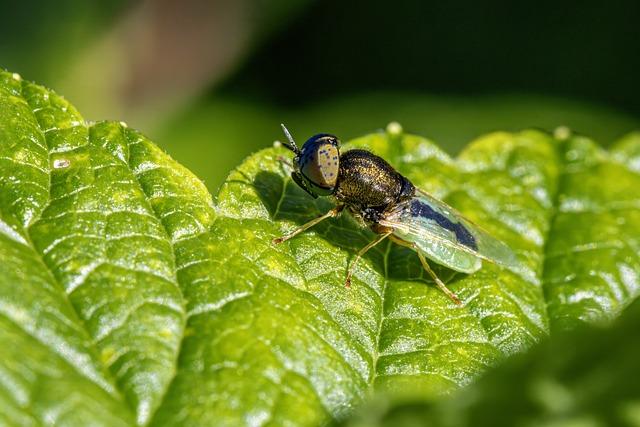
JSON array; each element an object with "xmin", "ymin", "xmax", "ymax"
[{"xmin": 379, "ymin": 189, "xmax": 535, "ymax": 282}]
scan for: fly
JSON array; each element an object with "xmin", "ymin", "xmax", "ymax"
[{"xmin": 273, "ymin": 124, "xmax": 525, "ymax": 305}]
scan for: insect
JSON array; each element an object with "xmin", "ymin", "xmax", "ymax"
[{"xmin": 273, "ymin": 124, "xmax": 523, "ymax": 305}]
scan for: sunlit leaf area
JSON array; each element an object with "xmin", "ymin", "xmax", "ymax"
[{"xmin": 1, "ymin": 1, "xmax": 639, "ymax": 426}]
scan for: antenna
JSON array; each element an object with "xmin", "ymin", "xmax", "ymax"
[{"xmin": 280, "ymin": 123, "xmax": 300, "ymax": 154}]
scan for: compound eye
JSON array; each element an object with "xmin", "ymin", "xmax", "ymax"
[{"xmin": 299, "ymin": 141, "xmax": 339, "ymax": 191}]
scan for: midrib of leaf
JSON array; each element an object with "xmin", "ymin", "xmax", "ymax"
[
  {"xmin": 111, "ymin": 123, "xmax": 224, "ymax": 422},
  {"xmin": 90, "ymin": 122, "xmax": 189, "ymax": 423},
  {"xmin": 88, "ymin": 119, "xmax": 241, "ymax": 427},
  {"xmin": 360, "ymin": 134, "xmax": 501, "ymax": 396},
  {"xmin": 87, "ymin": 122, "xmax": 232, "ymax": 427}
]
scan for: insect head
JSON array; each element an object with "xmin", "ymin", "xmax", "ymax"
[{"xmin": 280, "ymin": 124, "xmax": 340, "ymax": 198}]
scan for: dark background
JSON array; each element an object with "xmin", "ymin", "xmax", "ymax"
[
  {"xmin": 2, "ymin": 0, "xmax": 639, "ymax": 190},
  {"xmin": 226, "ymin": 1, "xmax": 640, "ymax": 114}
]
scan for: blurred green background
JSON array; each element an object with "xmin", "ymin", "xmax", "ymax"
[{"xmin": 2, "ymin": 0, "xmax": 639, "ymax": 192}]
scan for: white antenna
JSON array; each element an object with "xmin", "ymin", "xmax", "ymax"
[{"xmin": 280, "ymin": 123, "xmax": 299, "ymax": 153}]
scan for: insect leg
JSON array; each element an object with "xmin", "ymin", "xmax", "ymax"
[
  {"xmin": 276, "ymin": 155, "xmax": 293, "ymax": 168},
  {"xmin": 345, "ymin": 232, "xmax": 392, "ymax": 288},
  {"xmin": 272, "ymin": 205, "xmax": 344, "ymax": 244},
  {"xmin": 416, "ymin": 250, "xmax": 462, "ymax": 306},
  {"xmin": 389, "ymin": 235, "xmax": 461, "ymax": 305}
]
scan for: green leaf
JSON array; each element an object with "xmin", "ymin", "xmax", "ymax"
[
  {"xmin": 335, "ymin": 297, "xmax": 640, "ymax": 427},
  {"xmin": 1, "ymin": 69, "xmax": 639, "ymax": 426},
  {"xmin": 0, "ymin": 70, "xmax": 211, "ymax": 425}
]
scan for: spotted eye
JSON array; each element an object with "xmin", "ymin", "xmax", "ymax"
[{"xmin": 296, "ymin": 134, "xmax": 340, "ymax": 196}]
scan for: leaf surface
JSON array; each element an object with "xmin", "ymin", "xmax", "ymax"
[
  {"xmin": 0, "ymin": 70, "xmax": 639, "ymax": 426},
  {"xmin": 335, "ymin": 297, "xmax": 640, "ymax": 427},
  {"xmin": 155, "ymin": 128, "xmax": 640, "ymax": 425}
]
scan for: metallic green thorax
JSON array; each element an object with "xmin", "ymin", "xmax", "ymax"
[{"xmin": 333, "ymin": 149, "xmax": 415, "ymax": 222}]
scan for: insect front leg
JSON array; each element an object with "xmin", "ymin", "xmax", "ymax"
[{"xmin": 272, "ymin": 205, "xmax": 344, "ymax": 244}]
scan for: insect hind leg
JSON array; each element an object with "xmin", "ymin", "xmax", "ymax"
[
  {"xmin": 389, "ymin": 235, "xmax": 462, "ymax": 305},
  {"xmin": 416, "ymin": 251, "xmax": 462, "ymax": 305}
]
